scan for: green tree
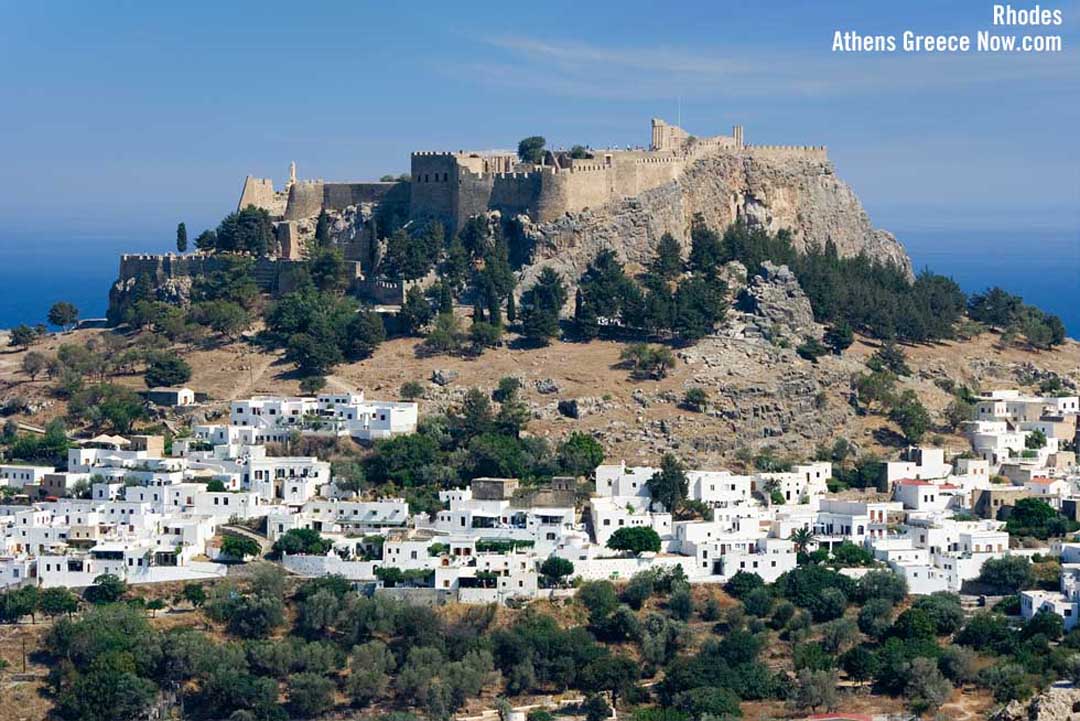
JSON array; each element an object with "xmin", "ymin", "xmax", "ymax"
[
  {"xmin": 621, "ymin": 343, "xmax": 676, "ymax": 380},
  {"xmin": 681, "ymin": 386, "xmax": 708, "ymax": 412},
  {"xmin": 606, "ymin": 526, "xmax": 662, "ymax": 554},
  {"xmin": 792, "ymin": 668, "xmax": 839, "ymax": 713},
  {"xmin": 688, "ymin": 215, "xmax": 723, "ymax": 276},
  {"xmin": 869, "ymin": 342, "xmax": 912, "ymax": 376},
  {"xmin": 220, "ymin": 534, "xmax": 262, "ymax": 561},
  {"xmin": 400, "ymin": 380, "xmax": 425, "ymax": 400},
  {"xmin": 672, "ymin": 276, "xmax": 726, "ymax": 340},
  {"xmin": 517, "ymin": 136, "xmax": 546, "ymax": 164},
  {"xmin": 651, "ymin": 233, "xmax": 683, "ymax": 280},
  {"xmin": 577, "ymin": 580, "xmax": 619, "ymax": 624},
  {"xmin": 978, "ymin": 556, "xmax": 1034, "ymax": 593},
  {"xmin": 423, "ymin": 313, "xmax": 466, "ymax": 355},
  {"xmin": 314, "ymin": 209, "xmax": 331, "ymax": 247},
  {"xmin": 182, "ymin": 583, "xmax": 207, "ymax": 608},
  {"xmin": 1026, "ymin": 428, "xmax": 1047, "ymax": 449},
  {"xmin": 539, "ymin": 557, "xmax": 575, "ymax": 587},
  {"xmin": 39, "ymin": 587, "xmax": 79, "ymax": 618},
  {"xmin": 272, "ymin": 528, "xmax": 333, "ymax": 557},
  {"xmin": 889, "ymin": 390, "xmax": 931, "ymax": 443},
  {"xmin": 520, "ymin": 268, "xmax": 567, "ymax": 345},
  {"xmin": 647, "ymin": 453, "xmax": 688, "ymax": 513},
  {"xmin": 495, "ymin": 385, "xmax": 530, "ymax": 438},
  {"xmin": 288, "ymin": 672, "xmax": 335, "ymax": 718},
  {"xmin": 824, "ymin": 321, "xmax": 854, "ymax": 354},
  {"xmin": 69, "ymin": 384, "xmax": 147, "ymax": 433},
  {"xmin": 348, "ymin": 640, "xmax": 394, "ymax": 706},
  {"xmin": 299, "ymin": 375, "xmax": 326, "ymax": 395},
  {"xmin": 85, "ymin": 573, "xmax": 127, "ymax": 604},
  {"xmin": 21, "ymin": 350, "xmax": 48, "ymax": 380},
  {"xmin": 309, "ymin": 245, "xmax": 351, "ymax": 292},
  {"xmin": 557, "ymin": 432, "xmax": 604, "ymax": 477},
  {"xmin": 1005, "ymin": 497, "xmax": 1076, "ymax": 539},
  {"xmin": 192, "ymin": 300, "xmax": 252, "ymax": 340},
  {"xmin": 215, "ymin": 205, "xmax": 275, "ymax": 255},
  {"xmin": 796, "ymin": 337, "xmax": 828, "ymax": 363},
  {"xmin": 48, "ymin": 301, "xmax": 79, "ymax": 330},
  {"xmin": 144, "ymin": 355, "xmax": 192, "ymax": 387},
  {"xmin": 194, "ymin": 229, "xmax": 217, "ymax": 251},
  {"xmin": 399, "ymin": 285, "xmax": 434, "ymax": 336},
  {"xmin": 176, "ymin": 222, "xmax": 188, "ymax": 253},
  {"xmin": 344, "ymin": 308, "xmax": 387, "ymax": 361},
  {"xmin": 9, "ymin": 324, "xmax": 38, "ymax": 348}
]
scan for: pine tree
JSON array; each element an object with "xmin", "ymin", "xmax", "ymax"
[
  {"xmin": 520, "ymin": 268, "xmax": 567, "ymax": 345},
  {"xmin": 176, "ymin": 222, "xmax": 188, "ymax": 253},
  {"xmin": 435, "ymin": 282, "xmax": 454, "ymax": 315},
  {"xmin": 651, "ymin": 232, "xmax": 683, "ymax": 279},
  {"xmin": 574, "ymin": 288, "xmax": 599, "ymax": 339}
]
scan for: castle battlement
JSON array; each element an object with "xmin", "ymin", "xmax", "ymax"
[{"xmin": 241, "ymin": 119, "xmax": 826, "ymax": 232}]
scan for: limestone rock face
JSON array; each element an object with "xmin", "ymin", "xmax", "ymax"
[
  {"xmin": 519, "ymin": 149, "xmax": 912, "ymax": 295},
  {"xmin": 993, "ymin": 683, "xmax": 1080, "ymax": 721},
  {"xmin": 741, "ymin": 261, "xmax": 817, "ymax": 340}
]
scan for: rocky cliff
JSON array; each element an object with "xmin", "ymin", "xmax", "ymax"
[{"xmin": 518, "ymin": 149, "xmax": 912, "ymax": 289}]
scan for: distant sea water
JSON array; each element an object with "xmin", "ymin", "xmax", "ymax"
[
  {"xmin": 0, "ymin": 227, "xmax": 1077, "ymax": 337},
  {"xmin": 0, "ymin": 230, "xmax": 172, "ymax": 331},
  {"xmin": 899, "ymin": 227, "xmax": 1080, "ymax": 340}
]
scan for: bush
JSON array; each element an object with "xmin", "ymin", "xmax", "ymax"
[
  {"xmin": 400, "ymin": 380, "xmax": 425, "ymax": 400},
  {"xmin": 288, "ymin": 672, "xmax": 335, "ymax": 718},
  {"xmin": 796, "ymin": 337, "xmax": 828, "ymax": 363},
  {"xmin": 742, "ymin": 586, "xmax": 775, "ymax": 617},
  {"xmin": 272, "ymin": 528, "xmax": 333, "ymax": 557},
  {"xmin": 682, "ymin": 387, "xmax": 709, "ymax": 412},
  {"xmin": 220, "ymin": 534, "xmax": 262, "ymax": 561},
  {"xmin": 724, "ymin": 571, "xmax": 764, "ymax": 598},
  {"xmin": 856, "ymin": 569, "xmax": 908, "ymax": 604},
  {"xmin": 144, "ymin": 354, "xmax": 192, "ymax": 388},
  {"xmin": 857, "ymin": 598, "xmax": 894, "ymax": 640}
]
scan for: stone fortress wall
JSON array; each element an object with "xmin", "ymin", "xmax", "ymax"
[
  {"xmin": 116, "ymin": 253, "xmax": 305, "ymax": 294},
  {"xmin": 282, "ymin": 180, "xmax": 401, "ymax": 221},
  {"xmin": 235, "ymin": 119, "xmax": 828, "ymax": 232},
  {"xmin": 407, "ymin": 119, "xmax": 828, "ymax": 230}
]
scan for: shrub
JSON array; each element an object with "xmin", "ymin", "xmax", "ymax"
[
  {"xmin": 682, "ymin": 387, "xmax": 709, "ymax": 412},
  {"xmin": 400, "ymin": 380, "xmax": 425, "ymax": 400},
  {"xmin": 144, "ymin": 354, "xmax": 192, "ymax": 388}
]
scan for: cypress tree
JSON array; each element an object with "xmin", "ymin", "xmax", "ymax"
[{"xmin": 176, "ymin": 222, "xmax": 188, "ymax": 253}]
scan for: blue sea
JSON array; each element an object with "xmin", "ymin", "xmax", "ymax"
[{"xmin": 0, "ymin": 227, "xmax": 1077, "ymax": 337}]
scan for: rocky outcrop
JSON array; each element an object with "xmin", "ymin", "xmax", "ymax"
[
  {"xmin": 739, "ymin": 261, "xmax": 818, "ymax": 341},
  {"xmin": 992, "ymin": 683, "xmax": 1080, "ymax": 721},
  {"xmin": 518, "ymin": 149, "xmax": 912, "ymax": 292}
]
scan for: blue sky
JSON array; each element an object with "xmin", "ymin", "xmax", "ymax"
[{"xmin": 0, "ymin": 0, "xmax": 1078, "ymax": 242}]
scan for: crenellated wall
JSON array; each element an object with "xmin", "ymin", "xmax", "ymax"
[
  {"xmin": 116, "ymin": 254, "xmax": 306, "ymax": 294},
  {"xmin": 282, "ymin": 180, "xmax": 404, "ymax": 221},
  {"xmin": 404, "ymin": 121, "xmax": 817, "ymax": 228},
  {"xmin": 242, "ymin": 120, "xmax": 831, "ymax": 235},
  {"xmin": 744, "ymin": 145, "xmax": 829, "ymax": 162}
]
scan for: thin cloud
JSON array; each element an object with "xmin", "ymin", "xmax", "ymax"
[{"xmin": 455, "ymin": 34, "xmax": 1079, "ymax": 101}]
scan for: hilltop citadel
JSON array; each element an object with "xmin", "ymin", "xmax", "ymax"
[
  {"xmin": 115, "ymin": 116, "xmax": 903, "ymax": 311},
  {"xmin": 239, "ymin": 118, "xmax": 824, "ymax": 234}
]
